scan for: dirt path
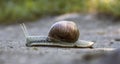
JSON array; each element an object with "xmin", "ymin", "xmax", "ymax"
[{"xmin": 0, "ymin": 13, "xmax": 120, "ymax": 64}]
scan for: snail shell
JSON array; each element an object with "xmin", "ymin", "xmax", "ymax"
[{"xmin": 48, "ymin": 21, "xmax": 79, "ymax": 43}]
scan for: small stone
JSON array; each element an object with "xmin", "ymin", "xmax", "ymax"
[{"xmin": 114, "ymin": 38, "xmax": 120, "ymax": 41}]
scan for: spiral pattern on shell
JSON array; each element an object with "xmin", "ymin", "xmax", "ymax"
[{"xmin": 48, "ymin": 21, "xmax": 79, "ymax": 43}]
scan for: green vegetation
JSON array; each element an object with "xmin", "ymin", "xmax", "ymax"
[
  {"xmin": 96, "ymin": 0, "xmax": 120, "ymax": 17},
  {"xmin": 0, "ymin": 0, "xmax": 120, "ymax": 24}
]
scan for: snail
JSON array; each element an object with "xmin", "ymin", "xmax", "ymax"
[{"xmin": 20, "ymin": 21, "xmax": 94, "ymax": 48}]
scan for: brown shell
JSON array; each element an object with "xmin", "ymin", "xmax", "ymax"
[{"xmin": 48, "ymin": 21, "xmax": 79, "ymax": 43}]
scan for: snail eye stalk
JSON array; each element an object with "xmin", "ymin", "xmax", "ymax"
[{"xmin": 20, "ymin": 23, "xmax": 29, "ymax": 37}]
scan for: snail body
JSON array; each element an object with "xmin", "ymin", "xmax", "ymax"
[{"xmin": 21, "ymin": 21, "xmax": 94, "ymax": 48}]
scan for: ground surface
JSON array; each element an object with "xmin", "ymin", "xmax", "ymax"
[{"xmin": 0, "ymin": 13, "xmax": 120, "ymax": 64}]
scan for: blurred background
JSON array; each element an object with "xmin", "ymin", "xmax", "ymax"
[
  {"xmin": 0, "ymin": 0, "xmax": 120, "ymax": 64},
  {"xmin": 0, "ymin": 0, "xmax": 119, "ymax": 24}
]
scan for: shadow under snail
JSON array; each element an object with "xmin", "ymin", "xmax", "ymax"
[{"xmin": 20, "ymin": 21, "xmax": 94, "ymax": 48}]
